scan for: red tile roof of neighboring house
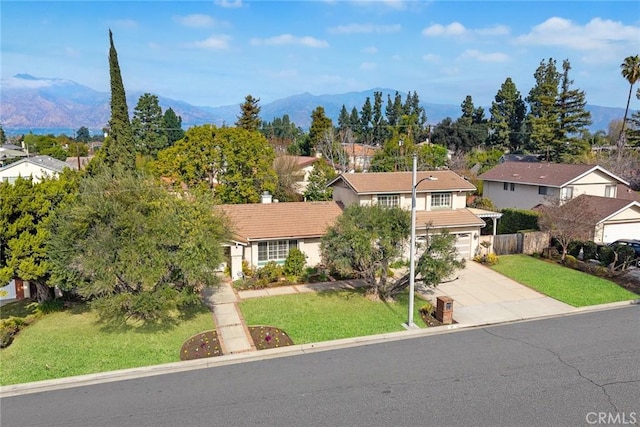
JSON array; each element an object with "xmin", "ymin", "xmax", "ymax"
[
  {"xmin": 415, "ymin": 209, "xmax": 486, "ymax": 229},
  {"xmin": 215, "ymin": 201, "xmax": 344, "ymax": 243},
  {"xmin": 478, "ymin": 162, "xmax": 629, "ymax": 187},
  {"xmin": 276, "ymin": 155, "xmax": 318, "ymax": 168},
  {"xmin": 342, "ymin": 143, "xmax": 379, "ymax": 157},
  {"xmin": 329, "ymin": 170, "xmax": 476, "ymax": 194}
]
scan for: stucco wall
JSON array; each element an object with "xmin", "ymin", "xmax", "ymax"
[
  {"xmin": 0, "ymin": 163, "xmax": 59, "ymax": 184},
  {"xmin": 484, "ymin": 181, "xmax": 560, "ymax": 209}
]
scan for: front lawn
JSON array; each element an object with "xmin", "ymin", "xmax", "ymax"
[
  {"xmin": 0, "ymin": 304, "xmax": 214, "ymax": 386},
  {"xmin": 491, "ymin": 255, "xmax": 638, "ymax": 307},
  {"xmin": 239, "ymin": 288, "xmax": 426, "ymax": 345}
]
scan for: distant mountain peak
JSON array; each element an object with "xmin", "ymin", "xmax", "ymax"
[{"xmin": 14, "ymin": 73, "xmax": 39, "ymax": 80}]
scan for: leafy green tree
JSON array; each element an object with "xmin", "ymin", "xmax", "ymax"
[
  {"xmin": 154, "ymin": 125, "xmax": 277, "ymax": 204},
  {"xmin": 162, "ymin": 107, "xmax": 185, "ymax": 146},
  {"xmin": 236, "ymin": 95, "xmax": 262, "ymax": 131},
  {"xmin": 75, "ymin": 126, "xmax": 90, "ymax": 143},
  {"xmin": 557, "ymin": 60, "xmax": 592, "ymax": 146},
  {"xmin": 619, "ymin": 55, "xmax": 640, "ymax": 147},
  {"xmin": 47, "ymin": 167, "xmax": 229, "ymax": 322},
  {"xmin": 132, "ymin": 93, "xmax": 168, "ymax": 158},
  {"xmin": 308, "ymin": 106, "xmax": 333, "ymax": 153},
  {"xmin": 359, "ymin": 97, "xmax": 373, "ymax": 145},
  {"xmin": 416, "ymin": 143, "xmax": 449, "ymax": 169},
  {"xmin": 0, "ymin": 125, "xmax": 6, "ymax": 145},
  {"xmin": 489, "ymin": 78, "xmax": 527, "ymax": 151},
  {"xmin": 303, "ymin": 159, "xmax": 337, "ymax": 201},
  {"xmin": 626, "ymin": 88, "xmax": 640, "ymax": 147},
  {"xmin": 385, "ymin": 91, "xmax": 404, "ymax": 127},
  {"xmin": 0, "ymin": 170, "xmax": 80, "ymax": 302},
  {"xmin": 97, "ymin": 30, "xmax": 136, "ymax": 170},
  {"xmin": 337, "ymin": 105, "xmax": 350, "ymax": 133},
  {"xmin": 23, "ymin": 134, "xmax": 68, "ymax": 160},
  {"xmin": 321, "ymin": 204, "xmax": 410, "ymax": 300},
  {"xmin": 466, "ymin": 148, "xmax": 504, "ymax": 174},
  {"xmin": 261, "ymin": 114, "xmax": 304, "ymax": 153},
  {"xmin": 372, "ymin": 91, "xmax": 388, "ymax": 146},
  {"xmin": 389, "ymin": 231, "xmax": 465, "ymax": 296},
  {"xmin": 370, "ymin": 133, "xmax": 414, "ymax": 172}
]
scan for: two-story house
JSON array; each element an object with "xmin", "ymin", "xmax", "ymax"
[
  {"xmin": 479, "ymin": 163, "xmax": 630, "ymax": 210},
  {"xmin": 328, "ymin": 171, "xmax": 486, "ymax": 260}
]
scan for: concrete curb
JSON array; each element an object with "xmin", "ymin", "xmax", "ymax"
[{"xmin": 1, "ymin": 300, "xmax": 637, "ymax": 399}]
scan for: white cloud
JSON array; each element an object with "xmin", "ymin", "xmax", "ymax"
[
  {"xmin": 475, "ymin": 25, "xmax": 510, "ymax": 36},
  {"xmin": 422, "ymin": 53, "xmax": 440, "ymax": 63},
  {"xmin": 460, "ymin": 49, "xmax": 509, "ymax": 62},
  {"xmin": 174, "ymin": 14, "xmax": 216, "ymax": 28},
  {"xmin": 360, "ymin": 62, "xmax": 376, "ymax": 70},
  {"xmin": 187, "ymin": 35, "xmax": 230, "ymax": 50},
  {"xmin": 515, "ymin": 17, "xmax": 640, "ymax": 51},
  {"xmin": 215, "ymin": 0, "xmax": 242, "ymax": 8},
  {"xmin": 422, "ymin": 22, "xmax": 466, "ymax": 37},
  {"xmin": 362, "ymin": 46, "xmax": 378, "ymax": 54},
  {"xmin": 250, "ymin": 34, "xmax": 329, "ymax": 48},
  {"xmin": 328, "ymin": 23, "xmax": 401, "ymax": 35}
]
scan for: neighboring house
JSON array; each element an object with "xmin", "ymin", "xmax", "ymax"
[
  {"xmin": 215, "ymin": 197, "xmax": 344, "ymax": 280},
  {"xmin": 0, "ymin": 146, "xmax": 28, "ymax": 166},
  {"xmin": 328, "ymin": 171, "xmax": 487, "ymax": 259},
  {"xmin": 0, "ymin": 155, "xmax": 73, "ymax": 184},
  {"xmin": 498, "ymin": 153, "xmax": 541, "ymax": 163},
  {"xmin": 273, "ymin": 155, "xmax": 318, "ymax": 194},
  {"xmin": 479, "ymin": 163, "xmax": 630, "ymax": 210},
  {"xmin": 341, "ymin": 143, "xmax": 379, "ymax": 172},
  {"xmin": 557, "ymin": 195, "xmax": 640, "ymax": 243},
  {"xmin": 0, "ymin": 278, "xmax": 30, "ymax": 305}
]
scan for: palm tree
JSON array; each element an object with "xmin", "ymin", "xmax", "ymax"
[{"xmin": 619, "ymin": 55, "xmax": 640, "ymax": 147}]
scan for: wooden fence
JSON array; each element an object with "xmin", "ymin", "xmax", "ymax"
[{"xmin": 492, "ymin": 231, "xmax": 550, "ymax": 255}]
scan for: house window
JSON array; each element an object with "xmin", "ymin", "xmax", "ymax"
[
  {"xmin": 503, "ymin": 182, "xmax": 509, "ymax": 191},
  {"xmin": 504, "ymin": 182, "xmax": 514, "ymax": 191},
  {"xmin": 377, "ymin": 194, "xmax": 399, "ymax": 208},
  {"xmin": 561, "ymin": 186, "xmax": 573, "ymax": 201},
  {"xmin": 605, "ymin": 185, "xmax": 616, "ymax": 198},
  {"xmin": 258, "ymin": 240, "xmax": 298, "ymax": 263},
  {"xmin": 538, "ymin": 186, "xmax": 548, "ymax": 196},
  {"xmin": 430, "ymin": 193, "xmax": 452, "ymax": 209},
  {"xmin": 510, "ymin": 183, "xmax": 515, "ymax": 191}
]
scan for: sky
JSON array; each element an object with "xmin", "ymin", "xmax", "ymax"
[{"xmin": 1, "ymin": 1, "xmax": 639, "ymax": 110}]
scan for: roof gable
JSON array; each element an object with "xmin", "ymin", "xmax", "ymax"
[
  {"xmin": 562, "ymin": 195, "xmax": 640, "ymax": 223},
  {"xmin": 479, "ymin": 163, "xmax": 629, "ymax": 187},
  {"xmin": 215, "ymin": 201, "xmax": 344, "ymax": 242},
  {"xmin": 328, "ymin": 171, "xmax": 475, "ymax": 194}
]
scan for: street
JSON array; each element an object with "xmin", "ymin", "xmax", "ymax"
[{"xmin": 1, "ymin": 306, "xmax": 639, "ymax": 427}]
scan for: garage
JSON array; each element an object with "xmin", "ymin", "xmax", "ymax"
[
  {"xmin": 602, "ymin": 222, "xmax": 640, "ymax": 243},
  {"xmin": 454, "ymin": 233, "xmax": 472, "ymax": 259}
]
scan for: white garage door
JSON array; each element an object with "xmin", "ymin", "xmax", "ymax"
[
  {"xmin": 602, "ymin": 222, "xmax": 640, "ymax": 243},
  {"xmin": 455, "ymin": 233, "xmax": 472, "ymax": 259}
]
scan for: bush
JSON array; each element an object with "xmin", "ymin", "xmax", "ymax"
[
  {"xmin": 498, "ymin": 208, "xmax": 540, "ymax": 234},
  {"xmin": 27, "ymin": 299, "xmax": 65, "ymax": 315},
  {"xmin": 256, "ymin": 262, "xmax": 284, "ymax": 284},
  {"xmin": 284, "ymin": 248, "xmax": 307, "ymax": 277},
  {"xmin": 0, "ymin": 316, "xmax": 32, "ymax": 349},
  {"xmin": 598, "ymin": 245, "xmax": 615, "ymax": 266},
  {"xmin": 564, "ymin": 254, "xmax": 578, "ymax": 268},
  {"xmin": 301, "ymin": 266, "xmax": 329, "ymax": 283},
  {"xmin": 473, "ymin": 252, "xmax": 499, "ymax": 266},
  {"xmin": 567, "ymin": 241, "xmax": 583, "ymax": 258},
  {"xmin": 583, "ymin": 241, "xmax": 598, "ymax": 261}
]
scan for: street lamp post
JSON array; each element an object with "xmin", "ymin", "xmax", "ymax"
[{"xmin": 404, "ymin": 153, "xmax": 419, "ymax": 329}]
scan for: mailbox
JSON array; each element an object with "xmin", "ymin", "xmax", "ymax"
[{"xmin": 436, "ymin": 296, "xmax": 454, "ymax": 325}]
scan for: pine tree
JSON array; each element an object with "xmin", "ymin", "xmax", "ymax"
[
  {"xmin": 132, "ymin": 93, "xmax": 168, "ymax": 158},
  {"xmin": 308, "ymin": 106, "xmax": 333, "ymax": 152},
  {"xmin": 359, "ymin": 97, "xmax": 373, "ymax": 145},
  {"xmin": 557, "ymin": 60, "xmax": 592, "ymax": 142},
  {"xmin": 162, "ymin": 107, "xmax": 185, "ymax": 145},
  {"xmin": 103, "ymin": 29, "xmax": 136, "ymax": 170},
  {"xmin": 236, "ymin": 95, "xmax": 262, "ymax": 131},
  {"xmin": 372, "ymin": 91, "xmax": 388, "ymax": 146},
  {"xmin": 489, "ymin": 78, "xmax": 527, "ymax": 152},
  {"xmin": 526, "ymin": 58, "xmax": 561, "ymax": 159},
  {"xmin": 337, "ymin": 105, "xmax": 350, "ymax": 133}
]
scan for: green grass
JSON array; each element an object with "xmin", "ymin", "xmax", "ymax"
[
  {"xmin": 239, "ymin": 288, "xmax": 427, "ymax": 345},
  {"xmin": 491, "ymin": 255, "xmax": 638, "ymax": 307},
  {"xmin": 0, "ymin": 304, "xmax": 214, "ymax": 386},
  {"xmin": 0, "ymin": 299, "xmax": 38, "ymax": 319}
]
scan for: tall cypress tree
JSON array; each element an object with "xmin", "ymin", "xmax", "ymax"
[
  {"xmin": 557, "ymin": 59, "xmax": 592, "ymax": 142},
  {"xmin": 236, "ymin": 95, "xmax": 262, "ymax": 131},
  {"xmin": 103, "ymin": 29, "xmax": 136, "ymax": 169},
  {"xmin": 526, "ymin": 58, "xmax": 561, "ymax": 158}
]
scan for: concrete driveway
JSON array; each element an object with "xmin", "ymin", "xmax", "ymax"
[{"xmin": 418, "ymin": 261, "xmax": 574, "ymax": 326}]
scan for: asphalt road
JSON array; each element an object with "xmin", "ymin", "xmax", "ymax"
[{"xmin": 1, "ymin": 306, "xmax": 639, "ymax": 427}]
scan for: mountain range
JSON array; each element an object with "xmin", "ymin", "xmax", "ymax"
[{"xmin": 0, "ymin": 74, "xmax": 626, "ymax": 136}]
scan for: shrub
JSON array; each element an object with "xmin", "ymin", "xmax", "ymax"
[
  {"xmin": 567, "ymin": 241, "xmax": 583, "ymax": 258},
  {"xmin": 302, "ymin": 266, "xmax": 329, "ymax": 283},
  {"xmin": 283, "ymin": 248, "xmax": 307, "ymax": 277},
  {"xmin": 598, "ymin": 245, "xmax": 615, "ymax": 266},
  {"xmin": 583, "ymin": 241, "xmax": 598, "ymax": 261},
  {"xmin": 256, "ymin": 262, "xmax": 284, "ymax": 284},
  {"xmin": 473, "ymin": 252, "xmax": 499, "ymax": 266},
  {"xmin": 390, "ymin": 259, "xmax": 409, "ymax": 269},
  {"xmin": 27, "ymin": 299, "xmax": 65, "ymax": 315},
  {"xmin": 564, "ymin": 254, "xmax": 578, "ymax": 268},
  {"xmin": 0, "ymin": 317, "xmax": 29, "ymax": 349},
  {"xmin": 498, "ymin": 208, "xmax": 540, "ymax": 234}
]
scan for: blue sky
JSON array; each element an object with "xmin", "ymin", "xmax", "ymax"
[{"xmin": 2, "ymin": 1, "xmax": 639, "ymax": 110}]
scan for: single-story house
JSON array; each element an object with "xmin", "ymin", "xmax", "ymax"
[
  {"xmin": 215, "ymin": 198, "xmax": 344, "ymax": 280},
  {"xmin": 328, "ymin": 171, "xmax": 489, "ymax": 259},
  {"xmin": 479, "ymin": 162, "xmax": 630, "ymax": 210},
  {"xmin": 0, "ymin": 155, "xmax": 73, "ymax": 184}
]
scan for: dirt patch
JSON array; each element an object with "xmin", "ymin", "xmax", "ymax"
[{"xmin": 248, "ymin": 325, "xmax": 294, "ymax": 350}]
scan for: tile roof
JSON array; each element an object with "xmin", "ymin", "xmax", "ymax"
[
  {"xmin": 561, "ymin": 195, "xmax": 640, "ymax": 223},
  {"xmin": 415, "ymin": 209, "xmax": 486, "ymax": 229},
  {"xmin": 616, "ymin": 184, "xmax": 640, "ymax": 202},
  {"xmin": 215, "ymin": 201, "xmax": 344, "ymax": 242},
  {"xmin": 478, "ymin": 162, "xmax": 628, "ymax": 187},
  {"xmin": 329, "ymin": 170, "xmax": 476, "ymax": 194},
  {"xmin": 276, "ymin": 155, "xmax": 318, "ymax": 168},
  {"xmin": 342, "ymin": 143, "xmax": 379, "ymax": 157}
]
